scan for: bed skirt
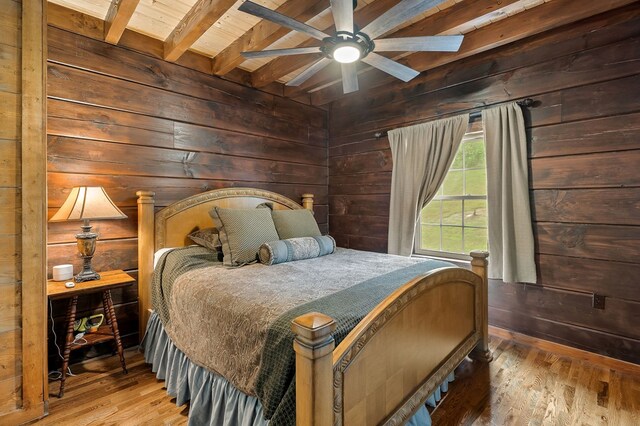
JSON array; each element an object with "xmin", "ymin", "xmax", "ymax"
[{"xmin": 141, "ymin": 311, "xmax": 454, "ymax": 426}]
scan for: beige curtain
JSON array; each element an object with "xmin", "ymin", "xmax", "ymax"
[
  {"xmin": 388, "ymin": 114, "xmax": 469, "ymax": 256},
  {"xmin": 483, "ymin": 102, "xmax": 537, "ymax": 283}
]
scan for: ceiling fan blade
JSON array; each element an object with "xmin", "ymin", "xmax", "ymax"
[
  {"xmin": 341, "ymin": 62, "xmax": 359, "ymax": 94},
  {"xmin": 331, "ymin": 0, "xmax": 354, "ymax": 33},
  {"xmin": 362, "ymin": 53, "xmax": 419, "ymax": 82},
  {"xmin": 242, "ymin": 47, "xmax": 322, "ymax": 59},
  {"xmin": 238, "ymin": 1, "xmax": 329, "ymax": 41},
  {"xmin": 373, "ymin": 35, "xmax": 464, "ymax": 52},
  {"xmin": 362, "ymin": 0, "xmax": 447, "ymax": 40},
  {"xmin": 286, "ymin": 57, "xmax": 332, "ymax": 87}
]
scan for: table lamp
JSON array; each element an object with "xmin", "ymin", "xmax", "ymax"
[{"xmin": 50, "ymin": 187, "xmax": 127, "ymax": 282}]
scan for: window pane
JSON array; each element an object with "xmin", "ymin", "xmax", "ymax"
[
  {"xmin": 441, "ymin": 200, "xmax": 462, "ymax": 226},
  {"xmin": 464, "ymin": 227, "xmax": 488, "ymax": 253},
  {"xmin": 420, "ymin": 225, "xmax": 441, "ymax": 251},
  {"xmin": 442, "ymin": 170, "xmax": 463, "ymax": 196},
  {"xmin": 421, "ymin": 201, "xmax": 441, "ymax": 225},
  {"xmin": 464, "ymin": 138, "xmax": 485, "ymax": 169},
  {"xmin": 451, "ymin": 147, "xmax": 463, "ymax": 169},
  {"xmin": 465, "ymin": 168, "xmax": 487, "ymax": 196},
  {"xmin": 442, "ymin": 226, "xmax": 462, "ymax": 253},
  {"xmin": 464, "ymin": 199, "xmax": 487, "ymax": 228},
  {"xmin": 414, "ymin": 130, "xmax": 488, "ymax": 257}
]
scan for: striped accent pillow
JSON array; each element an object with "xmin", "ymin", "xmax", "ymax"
[{"xmin": 258, "ymin": 236, "xmax": 336, "ymax": 265}]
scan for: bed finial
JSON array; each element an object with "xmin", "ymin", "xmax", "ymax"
[
  {"xmin": 469, "ymin": 250, "xmax": 493, "ymax": 362},
  {"xmin": 137, "ymin": 191, "xmax": 155, "ymax": 340},
  {"xmin": 302, "ymin": 193, "xmax": 314, "ymax": 211},
  {"xmin": 292, "ymin": 312, "xmax": 336, "ymax": 426}
]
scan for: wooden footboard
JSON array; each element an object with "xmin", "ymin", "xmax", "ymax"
[{"xmin": 292, "ymin": 252, "xmax": 490, "ymax": 426}]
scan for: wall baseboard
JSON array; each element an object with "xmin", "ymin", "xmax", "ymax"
[
  {"xmin": 0, "ymin": 401, "xmax": 46, "ymax": 426},
  {"xmin": 489, "ymin": 326, "xmax": 640, "ymax": 375}
]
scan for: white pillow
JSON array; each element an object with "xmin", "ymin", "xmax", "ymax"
[{"xmin": 153, "ymin": 247, "xmax": 176, "ymax": 269}]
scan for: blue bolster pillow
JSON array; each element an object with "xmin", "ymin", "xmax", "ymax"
[{"xmin": 258, "ymin": 236, "xmax": 336, "ymax": 265}]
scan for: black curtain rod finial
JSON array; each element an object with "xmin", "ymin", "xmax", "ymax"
[{"xmin": 517, "ymin": 98, "xmax": 534, "ymax": 107}]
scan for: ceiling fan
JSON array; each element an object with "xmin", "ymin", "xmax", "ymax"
[{"xmin": 238, "ymin": 0, "xmax": 464, "ymax": 94}]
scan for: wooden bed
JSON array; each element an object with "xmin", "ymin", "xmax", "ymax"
[{"xmin": 136, "ymin": 187, "xmax": 492, "ymax": 426}]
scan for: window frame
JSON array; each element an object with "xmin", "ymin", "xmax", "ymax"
[{"xmin": 414, "ymin": 129, "xmax": 487, "ymax": 260}]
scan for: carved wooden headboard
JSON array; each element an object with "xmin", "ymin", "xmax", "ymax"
[{"xmin": 135, "ymin": 187, "xmax": 314, "ymax": 337}]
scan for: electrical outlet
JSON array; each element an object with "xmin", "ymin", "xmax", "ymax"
[{"xmin": 592, "ymin": 294, "xmax": 606, "ymax": 310}]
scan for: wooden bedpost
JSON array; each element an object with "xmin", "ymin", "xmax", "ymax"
[
  {"xmin": 469, "ymin": 250, "xmax": 493, "ymax": 362},
  {"xmin": 137, "ymin": 191, "xmax": 155, "ymax": 341},
  {"xmin": 302, "ymin": 193, "xmax": 314, "ymax": 211},
  {"xmin": 291, "ymin": 312, "xmax": 336, "ymax": 426}
]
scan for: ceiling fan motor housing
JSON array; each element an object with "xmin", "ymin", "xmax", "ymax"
[{"xmin": 320, "ymin": 31, "xmax": 375, "ymax": 62}]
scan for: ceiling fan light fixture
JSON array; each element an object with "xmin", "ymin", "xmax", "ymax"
[
  {"xmin": 333, "ymin": 43, "xmax": 362, "ymax": 63},
  {"xmin": 321, "ymin": 31, "xmax": 374, "ymax": 64}
]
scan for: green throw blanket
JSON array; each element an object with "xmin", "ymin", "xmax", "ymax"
[
  {"xmin": 255, "ymin": 259, "xmax": 452, "ymax": 425},
  {"xmin": 152, "ymin": 246, "xmax": 222, "ymax": 326}
]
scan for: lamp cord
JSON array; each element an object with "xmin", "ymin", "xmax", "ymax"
[{"xmin": 48, "ymin": 299, "xmax": 76, "ymax": 381}]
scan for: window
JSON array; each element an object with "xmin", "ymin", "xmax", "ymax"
[{"xmin": 415, "ymin": 129, "xmax": 488, "ymax": 259}]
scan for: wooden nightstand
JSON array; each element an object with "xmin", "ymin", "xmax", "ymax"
[{"xmin": 47, "ymin": 270, "xmax": 135, "ymax": 397}]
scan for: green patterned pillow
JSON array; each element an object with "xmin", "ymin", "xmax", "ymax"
[
  {"xmin": 210, "ymin": 207, "xmax": 279, "ymax": 267},
  {"xmin": 271, "ymin": 209, "xmax": 321, "ymax": 239},
  {"xmin": 188, "ymin": 227, "xmax": 221, "ymax": 250}
]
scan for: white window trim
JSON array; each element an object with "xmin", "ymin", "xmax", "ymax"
[{"xmin": 411, "ymin": 252, "xmax": 471, "ymax": 265}]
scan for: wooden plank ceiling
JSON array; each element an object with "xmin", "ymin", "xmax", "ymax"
[{"xmin": 48, "ymin": 0, "xmax": 631, "ymax": 105}]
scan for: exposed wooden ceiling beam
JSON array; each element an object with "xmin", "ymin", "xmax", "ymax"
[
  {"xmin": 310, "ymin": 0, "xmax": 638, "ymax": 105},
  {"xmin": 104, "ymin": 0, "xmax": 140, "ymax": 44},
  {"xmin": 164, "ymin": 0, "xmax": 237, "ymax": 62},
  {"xmin": 212, "ymin": 0, "xmax": 328, "ymax": 76},
  {"xmin": 250, "ymin": 0, "xmax": 401, "ymax": 88},
  {"xmin": 46, "ymin": 3, "xmax": 311, "ymax": 104},
  {"xmin": 285, "ymin": 0, "xmax": 522, "ymax": 98}
]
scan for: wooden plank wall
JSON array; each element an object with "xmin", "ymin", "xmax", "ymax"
[
  {"xmin": 328, "ymin": 4, "xmax": 640, "ymax": 364},
  {"xmin": 45, "ymin": 25, "xmax": 328, "ymax": 364},
  {"xmin": 0, "ymin": 0, "xmax": 23, "ymax": 414}
]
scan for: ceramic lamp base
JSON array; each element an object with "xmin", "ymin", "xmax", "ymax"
[{"xmin": 74, "ymin": 266, "xmax": 100, "ymax": 283}]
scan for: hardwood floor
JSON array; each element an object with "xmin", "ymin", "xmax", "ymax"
[
  {"xmin": 37, "ymin": 333, "xmax": 640, "ymax": 425},
  {"xmin": 40, "ymin": 350, "xmax": 189, "ymax": 425},
  {"xmin": 432, "ymin": 332, "xmax": 640, "ymax": 426}
]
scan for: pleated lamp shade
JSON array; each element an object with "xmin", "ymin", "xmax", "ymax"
[{"xmin": 50, "ymin": 187, "xmax": 127, "ymax": 222}]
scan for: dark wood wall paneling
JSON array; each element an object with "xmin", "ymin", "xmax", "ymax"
[
  {"xmin": 328, "ymin": 4, "xmax": 640, "ymax": 364},
  {"xmin": 46, "ymin": 26, "xmax": 328, "ymax": 364}
]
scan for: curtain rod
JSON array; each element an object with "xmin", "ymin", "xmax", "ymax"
[{"xmin": 374, "ymin": 98, "xmax": 535, "ymax": 139}]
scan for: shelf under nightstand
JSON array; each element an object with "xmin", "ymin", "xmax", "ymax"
[{"xmin": 47, "ymin": 270, "xmax": 135, "ymax": 398}]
